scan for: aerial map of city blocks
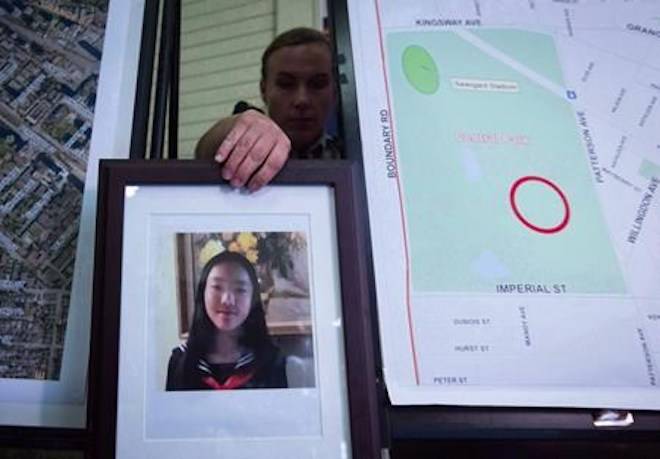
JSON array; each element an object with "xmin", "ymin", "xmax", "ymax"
[{"xmin": 0, "ymin": 0, "xmax": 107, "ymax": 380}]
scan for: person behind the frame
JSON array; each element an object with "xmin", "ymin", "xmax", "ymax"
[
  {"xmin": 166, "ymin": 251, "xmax": 287, "ymax": 390},
  {"xmin": 195, "ymin": 27, "xmax": 341, "ymax": 191}
]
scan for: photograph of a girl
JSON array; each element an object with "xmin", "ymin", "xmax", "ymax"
[{"xmin": 166, "ymin": 251, "xmax": 287, "ymax": 390}]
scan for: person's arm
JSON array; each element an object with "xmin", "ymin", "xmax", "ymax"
[{"xmin": 194, "ymin": 109, "xmax": 291, "ymax": 191}]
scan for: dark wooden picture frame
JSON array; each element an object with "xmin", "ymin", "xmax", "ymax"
[{"xmin": 89, "ymin": 159, "xmax": 382, "ymax": 459}]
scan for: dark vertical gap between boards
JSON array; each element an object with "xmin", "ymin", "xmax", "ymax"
[
  {"xmin": 150, "ymin": 0, "xmax": 175, "ymax": 159},
  {"xmin": 129, "ymin": 0, "xmax": 160, "ymax": 159},
  {"xmin": 168, "ymin": 0, "xmax": 181, "ymax": 159}
]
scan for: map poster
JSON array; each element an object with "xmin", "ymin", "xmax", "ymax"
[
  {"xmin": 0, "ymin": 0, "xmax": 143, "ymax": 427},
  {"xmin": 348, "ymin": 0, "xmax": 660, "ymax": 408}
]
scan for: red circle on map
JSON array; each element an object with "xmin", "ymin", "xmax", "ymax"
[{"xmin": 509, "ymin": 176, "xmax": 570, "ymax": 234}]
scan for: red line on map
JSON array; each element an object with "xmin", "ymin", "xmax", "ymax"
[
  {"xmin": 374, "ymin": 0, "xmax": 420, "ymax": 385},
  {"xmin": 509, "ymin": 175, "xmax": 571, "ymax": 234}
]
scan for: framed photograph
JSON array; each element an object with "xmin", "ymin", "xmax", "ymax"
[{"xmin": 89, "ymin": 160, "xmax": 381, "ymax": 459}]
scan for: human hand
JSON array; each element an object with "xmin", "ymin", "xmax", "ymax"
[{"xmin": 215, "ymin": 110, "xmax": 291, "ymax": 192}]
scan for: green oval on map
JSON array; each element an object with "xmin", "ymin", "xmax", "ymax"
[{"xmin": 402, "ymin": 45, "xmax": 439, "ymax": 94}]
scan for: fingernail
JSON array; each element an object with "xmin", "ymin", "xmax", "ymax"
[
  {"xmin": 222, "ymin": 169, "xmax": 232, "ymax": 180},
  {"xmin": 215, "ymin": 153, "xmax": 224, "ymax": 162},
  {"xmin": 230, "ymin": 179, "xmax": 241, "ymax": 188}
]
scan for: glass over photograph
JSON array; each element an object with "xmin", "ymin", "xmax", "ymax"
[{"xmin": 165, "ymin": 231, "xmax": 315, "ymax": 391}]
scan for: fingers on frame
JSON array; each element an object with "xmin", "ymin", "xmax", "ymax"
[
  {"xmin": 247, "ymin": 138, "xmax": 290, "ymax": 192},
  {"xmin": 221, "ymin": 127, "xmax": 261, "ymax": 179},
  {"xmin": 230, "ymin": 135, "xmax": 276, "ymax": 187},
  {"xmin": 216, "ymin": 118, "xmax": 250, "ymax": 161}
]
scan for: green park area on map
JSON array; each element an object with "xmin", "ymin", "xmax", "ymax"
[{"xmin": 387, "ymin": 30, "xmax": 626, "ymax": 294}]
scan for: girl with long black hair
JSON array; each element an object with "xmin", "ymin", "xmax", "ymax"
[{"xmin": 166, "ymin": 251, "xmax": 287, "ymax": 390}]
